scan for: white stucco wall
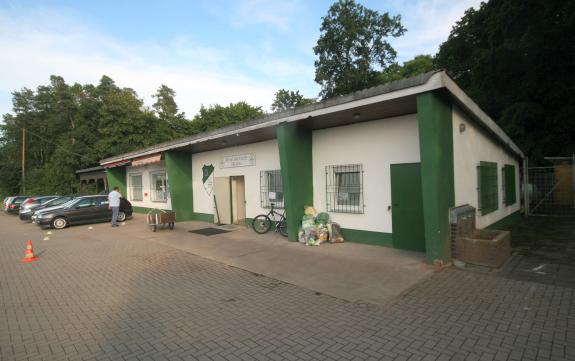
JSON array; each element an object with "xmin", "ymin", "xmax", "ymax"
[
  {"xmin": 192, "ymin": 139, "xmax": 281, "ymax": 219},
  {"xmin": 452, "ymin": 106, "xmax": 521, "ymax": 228},
  {"xmin": 312, "ymin": 114, "xmax": 421, "ymax": 234},
  {"xmin": 125, "ymin": 161, "xmax": 172, "ymax": 210}
]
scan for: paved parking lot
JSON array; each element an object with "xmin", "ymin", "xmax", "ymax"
[{"xmin": 0, "ymin": 213, "xmax": 574, "ymax": 361}]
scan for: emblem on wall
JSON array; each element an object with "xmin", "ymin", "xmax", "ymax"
[{"xmin": 202, "ymin": 164, "xmax": 215, "ymax": 196}]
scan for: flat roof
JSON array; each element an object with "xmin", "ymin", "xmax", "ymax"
[{"xmin": 101, "ymin": 70, "xmax": 523, "ymax": 165}]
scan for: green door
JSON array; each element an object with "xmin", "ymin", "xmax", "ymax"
[{"xmin": 390, "ymin": 163, "xmax": 425, "ymax": 252}]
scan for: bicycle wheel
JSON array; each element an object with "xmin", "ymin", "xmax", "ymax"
[
  {"xmin": 252, "ymin": 215, "xmax": 272, "ymax": 234},
  {"xmin": 277, "ymin": 218, "xmax": 288, "ymax": 237}
]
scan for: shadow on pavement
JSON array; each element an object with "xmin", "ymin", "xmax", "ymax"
[{"xmin": 497, "ymin": 216, "xmax": 575, "ymax": 288}]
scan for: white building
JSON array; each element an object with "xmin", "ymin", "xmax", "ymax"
[{"xmin": 101, "ymin": 71, "xmax": 523, "ymax": 263}]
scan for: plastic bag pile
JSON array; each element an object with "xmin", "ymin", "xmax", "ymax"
[{"xmin": 298, "ymin": 206, "xmax": 345, "ymax": 246}]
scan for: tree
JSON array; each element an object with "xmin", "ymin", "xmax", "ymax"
[
  {"xmin": 0, "ymin": 75, "xmax": 266, "ymax": 197},
  {"xmin": 435, "ymin": 0, "xmax": 575, "ymax": 160},
  {"xmin": 313, "ymin": 0, "xmax": 406, "ymax": 99},
  {"xmin": 379, "ymin": 55, "xmax": 436, "ymax": 84},
  {"xmin": 96, "ymin": 88, "xmax": 158, "ymax": 157},
  {"xmin": 152, "ymin": 85, "xmax": 194, "ymax": 137},
  {"xmin": 271, "ymin": 89, "xmax": 315, "ymax": 112},
  {"xmin": 191, "ymin": 102, "xmax": 263, "ymax": 133}
]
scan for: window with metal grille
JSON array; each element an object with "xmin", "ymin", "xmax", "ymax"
[
  {"xmin": 477, "ymin": 161, "xmax": 498, "ymax": 215},
  {"xmin": 150, "ymin": 172, "xmax": 168, "ymax": 202},
  {"xmin": 503, "ymin": 164, "xmax": 516, "ymax": 206},
  {"xmin": 260, "ymin": 170, "xmax": 284, "ymax": 208},
  {"xmin": 326, "ymin": 164, "xmax": 364, "ymax": 213},
  {"xmin": 129, "ymin": 174, "xmax": 143, "ymax": 201}
]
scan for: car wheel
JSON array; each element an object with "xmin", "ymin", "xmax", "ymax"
[
  {"xmin": 51, "ymin": 217, "xmax": 68, "ymax": 230},
  {"xmin": 117, "ymin": 211, "xmax": 126, "ymax": 222}
]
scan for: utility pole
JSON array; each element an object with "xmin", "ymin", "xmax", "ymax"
[{"xmin": 21, "ymin": 126, "xmax": 26, "ymax": 194}]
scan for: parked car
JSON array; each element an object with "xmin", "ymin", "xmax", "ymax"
[
  {"xmin": 19, "ymin": 196, "xmax": 74, "ymax": 221},
  {"xmin": 2, "ymin": 196, "xmax": 10, "ymax": 210},
  {"xmin": 32, "ymin": 195, "xmax": 133, "ymax": 229},
  {"xmin": 4, "ymin": 196, "xmax": 29, "ymax": 213}
]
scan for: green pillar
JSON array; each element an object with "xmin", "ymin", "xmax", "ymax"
[
  {"xmin": 417, "ymin": 92, "xmax": 455, "ymax": 263},
  {"xmin": 165, "ymin": 151, "xmax": 194, "ymax": 221},
  {"xmin": 277, "ymin": 122, "xmax": 313, "ymax": 241},
  {"xmin": 106, "ymin": 166, "xmax": 126, "ymax": 196}
]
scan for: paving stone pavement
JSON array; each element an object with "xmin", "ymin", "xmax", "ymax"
[
  {"xmin": 496, "ymin": 217, "xmax": 575, "ymax": 289},
  {"xmin": 0, "ymin": 217, "xmax": 574, "ymax": 361}
]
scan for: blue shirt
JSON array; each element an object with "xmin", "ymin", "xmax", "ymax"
[{"xmin": 108, "ymin": 190, "xmax": 121, "ymax": 207}]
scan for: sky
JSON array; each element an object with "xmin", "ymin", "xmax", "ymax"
[{"xmin": 0, "ymin": 0, "xmax": 482, "ymax": 118}]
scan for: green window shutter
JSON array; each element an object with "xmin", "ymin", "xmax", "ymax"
[
  {"xmin": 504, "ymin": 164, "xmax": 516, "ymax": 206},
  {"xmin": 478, "ymin": 161, "xmax": 498, "ymax": 215}
]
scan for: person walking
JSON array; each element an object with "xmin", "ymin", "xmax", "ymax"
[{"xmin": 108, "ymin": 186, "xmax": 122, "ymax": 227}]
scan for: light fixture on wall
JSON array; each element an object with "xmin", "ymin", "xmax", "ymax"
[
  {"xmin": 459, "ymin": 123, "xmax": 466, "ymax": 133},
  {"xmin": 353, "ymin": 112, "xmax": 361, "ymax": 120}
]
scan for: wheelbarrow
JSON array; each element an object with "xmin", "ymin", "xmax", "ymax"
[{"xmin": 146, "ymin": 208, "xmax": 176, "ymax": 232}]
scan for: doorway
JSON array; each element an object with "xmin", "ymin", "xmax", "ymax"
[
  {"xmin": 213, "ymin": 176, "xmax": 246, "ymax": 225},
  {"xmin": 390, "ymin": 163, "xmax": 425, "ymax": 252},
  {"xmin": 214, "ymin": 177, "xmax": 231, "ymax": 224}
]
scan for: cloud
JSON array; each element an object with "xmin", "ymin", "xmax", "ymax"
[
  {"xmin": 229, "ymin": 0, "xmax": 305, "ymax": 33},
  {"xmin": 387, "ymin": 0, "xmax": 483, "ymax": 61},
  {"xmin": 0, "ymin": 6, "xmax": 317, "ymax": 117}
]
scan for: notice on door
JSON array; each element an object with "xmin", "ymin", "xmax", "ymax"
[{"xmin": 220, "ymin": 153, "xmax": 256, "ymax": 168}]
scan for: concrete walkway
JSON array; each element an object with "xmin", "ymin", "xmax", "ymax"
[{"xmin": 120, "ymin": 215, "xmax": 437, "ymax": 305}]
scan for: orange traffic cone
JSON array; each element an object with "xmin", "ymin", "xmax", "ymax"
[{"xmin": 22, "ymin": 240, "xmax": 39, "ymax": 263}]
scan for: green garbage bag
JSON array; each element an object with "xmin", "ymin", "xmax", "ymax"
[{"xmin": 316, "ymin": 212, "xmax": 330, "ymax": 224}]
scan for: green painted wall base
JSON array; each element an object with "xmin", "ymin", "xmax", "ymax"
[
  {"xmin": 193, "ymin": 212, "xmax": 215, "ymax": 223},
  {"xmin": 487, "ymin": 211, "xmax": 523, "ymax": 230},
  {"xmin": 132, "ymin": 206, "xmax": 154, "ymax": 214},
  {"xmin": 341, "ymin": 229, "xmax": 393, "ymax": 247}
]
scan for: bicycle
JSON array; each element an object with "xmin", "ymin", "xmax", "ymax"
[{"xmin": 252, "ymin": 203, "xmax": 288, "ymax": 237}]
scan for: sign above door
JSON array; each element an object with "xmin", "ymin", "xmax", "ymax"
[{"xmin": 220, "ymin": 153, "xmax": 256, "ymax": 169}]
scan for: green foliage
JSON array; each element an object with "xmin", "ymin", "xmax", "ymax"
[
  {"xmin": 0, "ymin": 76, "xmax": 263, "ymax": 197},
  {"xmin": 271, "ymin": 89, "xmax": 315, "ymax": 112},
  {"xmin": 191, "ymin": 102, "xmax": 263, "ymax": 133},
  {"xmin": 379, "ymin": 55, "xmax": 436, "ymax": 84},
  {"xmin": 435, "ymin": 0, "xmax": 575, "ymax": 160},
  {"xmin": 152, "ymin": 85, "xmax": 195, "ymax": 137},
  {"xmin": 314, "ymin": 0, "xmax": 405, "ymax": 99}
]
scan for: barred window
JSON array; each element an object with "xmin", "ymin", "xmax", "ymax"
[
  {"xmin": 129, "ymin": 174, "xmax": 143, "ymax": 201},
  {"xmin": 326, "ymin": 164, "xmax": 364, "ymax": 213},
  {"xmin": 150, "ymin": 172, "xmax": 168, "ymax": 202},
  {"xmin": 260, "ymin": 170, "xmax": 284, "ymax": 208},
  {"xmin": 478, "ymin": 161, "xmax": 498, "ymax": 215}
]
